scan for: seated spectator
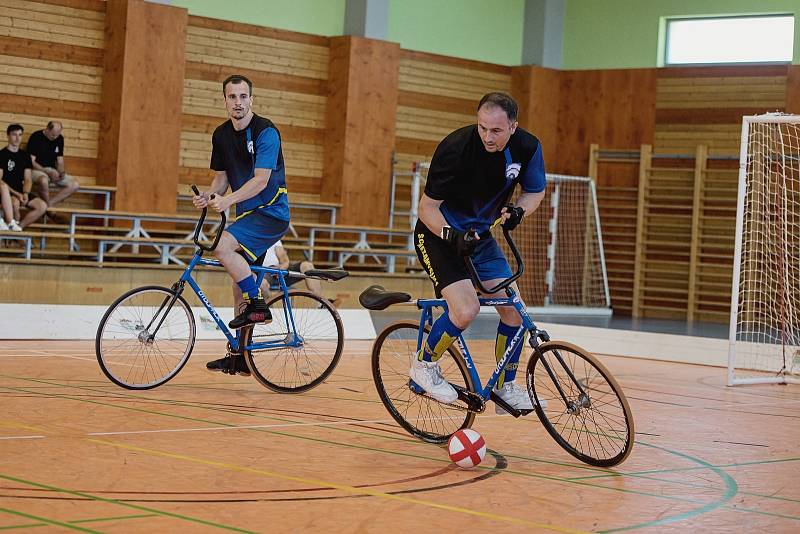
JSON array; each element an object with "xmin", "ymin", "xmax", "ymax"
[
  {"xmin": 0, "ymin": 181, "xmax": 22, "ymax": 231},
  {"xmin": 0, "ymin": 124, "xmax": 46, "ymax": 229},
  {"xmin": 28, "ymin": 121, "xmax": 79, "ymax": 211},
  {"xmin": 261, "ymin": 240, "xmax": 342, "ymax": 307}
]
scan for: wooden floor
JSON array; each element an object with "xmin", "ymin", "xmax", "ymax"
[{"xmin": 1, "ymin": 339, "xmax": 799, "ymax": 533}]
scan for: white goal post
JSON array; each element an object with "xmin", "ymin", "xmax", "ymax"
[{"xmin": 728, "ymin": 113, "xmax": 800, "ymax": 385}]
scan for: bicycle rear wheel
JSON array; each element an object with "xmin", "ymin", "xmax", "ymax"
[
  {"xmin": 242, "ymin": 291, "xmax": 343, "ymax": 393},
  {"xmin": 527, "ymin": 341, "xmax": 634, "ymax": 467},
  {"xmin": 372, "ymin": 321, "xmax": 475, "ymax": 443},
  {"xmin": 96, "ymin": 285, "xmax": 195, "ymax": 390}
]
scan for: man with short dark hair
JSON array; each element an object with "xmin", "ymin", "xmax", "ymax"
[
  {"xmin": 192, "ymin": 74, "xmax": 290, "ymax": 375},
  {"xmin": 0, "ymin": 124, "xmax": 47, "ymax": 230},
  {"xmin": 410, "ymin": 92, "xmax": 548, "ymax": 413},
  {"xmin": 28, "ymin": 121, "xmax": 80, "ymax": 209}
]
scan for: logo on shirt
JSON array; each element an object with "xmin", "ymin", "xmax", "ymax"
[
  {"xmin": 505, "ymin": 162, "xmax": 521, "ymax": 180},
  {"xmin": 6, "ymin": 160, "xmax": 14, "ymax": 172},
  {"xmin": 247, "ymin": 140, "xmax": 254, "ymax": 154},
  {"xmin": 55, "ymin": 146, "xmax": 59, "ymax": 154}
]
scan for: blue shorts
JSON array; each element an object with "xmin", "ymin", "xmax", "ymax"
[{"xmin": 226, "ymin": 211, "xmax": 289, "ymax": 264}]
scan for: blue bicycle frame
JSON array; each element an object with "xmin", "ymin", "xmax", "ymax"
[
  {"xmin": 172, "ymin": 251, "xmax": 304, "ymax": 353},
  {"xmin": 411, "ymin": 286, "xmax": 539, "ymax": 401}
]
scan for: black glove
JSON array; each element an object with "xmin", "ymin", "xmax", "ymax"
[
  {"xmin": 502, "ymin": 205, "xmax": 525, "ymax": 231},
  {"xmin": 442, "ymin": 226, "xmax": 478, "ymax": 256}
]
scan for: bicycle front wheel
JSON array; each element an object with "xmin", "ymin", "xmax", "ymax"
[
  {"xmin": 527, "ymin": 341, "xmax": 634, "ymax": 467},
  {"xmin": 372, "ymin": 321, "xmax": 475, "ymax": 444},
  {"xmin": 96, "ymin": 285, "xmax": 195, "ymax": 390},
  {"xmin": 242, "ymin": 291, "xmax": 343, "ymax": 393}
]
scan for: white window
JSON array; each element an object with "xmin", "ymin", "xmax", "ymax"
[{"xmin": 665, "ymin": 15, "xmax": 794, "ymax": 65}]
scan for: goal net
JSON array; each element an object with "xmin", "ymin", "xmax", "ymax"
[
  {"xmin": 400, "ymin": 167, "xmax": 610, "ymax": 314},
  {"xmin": 729, "ymin": 113, "xmax": 800, "ymax": 385}
]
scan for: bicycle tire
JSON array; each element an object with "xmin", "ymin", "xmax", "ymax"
[
  {"xmin": 96, "ymin": 285, "xmax": 195, "ymax": 390},
  {"xmin": 242, "ymin": 290, "xmax": 343, "ymax": 393},
  {"xmin": 372, "ymin": 321, "xmax": 476, "ymax": 443},
  {"xmin": 527, "ymin": 341, "xmax": 634, "ymax": 467}
]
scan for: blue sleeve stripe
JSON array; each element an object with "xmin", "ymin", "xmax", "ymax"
[
  {"xmin": 255, "ymin": 127, "xmax": 280, "ymax": 170},
  {"xmin": 521, "ymin": 144, "xmax": 546, "ymax": 193}
]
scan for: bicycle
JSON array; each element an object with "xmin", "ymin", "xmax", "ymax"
[
  {"xmin": 361, "ymin": 227, "xmax": 634, "ymax": 467},
  {"xmin": 95, "ymin": 186, "xmax": 348, "ymax": 393}
]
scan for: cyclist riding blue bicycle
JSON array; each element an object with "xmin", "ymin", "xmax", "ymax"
[
  {"xmin": 412, "ymin": 92, "xmax": 547, "ymax": 413},
  {"xmin": 192, "ymin": 74, "xmax": 290, "ymax": 375}
]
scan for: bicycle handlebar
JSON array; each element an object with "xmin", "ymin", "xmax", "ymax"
[
  {"xmin": 191, "ymin": 184, "xmax": 226, "ymax": 253},
  {"xmin": 464, "ymin": 225, "xmax": 524, "ymax": 295}
]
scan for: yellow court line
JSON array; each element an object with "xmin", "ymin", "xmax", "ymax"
[
  {"xmin": 88, "ymin": 438, "xmax": 588, "ymax": 534},
  {"xmin": 0, "ymin": 420, "xmax": 48, "ymax": 433}
]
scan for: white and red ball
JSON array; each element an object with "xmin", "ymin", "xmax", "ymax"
[{"xmin": 447, "ymin": 429, "xmax": 486, "ymax": 468}]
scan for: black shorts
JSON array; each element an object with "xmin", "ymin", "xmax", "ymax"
[{"xmin": 414, "ymin": 220, "xmax": 512, "ymax": 298}]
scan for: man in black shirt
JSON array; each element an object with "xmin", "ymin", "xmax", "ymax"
[
  {"xmin": 410, "ymin": 93, "xmax": 548, "ymax": 413},
  {"xmin": 0, "ymin": 124, "xmax": 47, "ymax": 229},
  {"xmin": 192, "ymin": 74, "xmax": 290, "ymax": 375},
  {"xmin": 28, "ymin": 121, "xmax": 80, "ymax": 209}
]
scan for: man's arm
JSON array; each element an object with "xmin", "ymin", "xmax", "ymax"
[
  {"xmin": 193, "ymin": 171, "xmax": 229, "ymax": 209},
  {"xmin": 212, "ymin": 167, "xmax": 272, "ymax": 212},
  {"xmin": 56, "ymin": 155, "xmax": 65, "ymax": 177},
  {"xmin": 418, "ymin": 193, "xmax": 450, "ymax": 237},
  {"xmin": 500, "ymin": 190, "xmax": 546, "ymax": 225},
  {"xmin": 21, "ymin": 169, "xmax": 32, "ymax": 204},
  {"xmin": 275, "ymin": 245, "xmax": 291, "ymax": 270}
]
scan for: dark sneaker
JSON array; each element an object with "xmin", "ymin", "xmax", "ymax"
[
  {"xmin": 228, "ymin": 299, "xmax": 272, "ymax": 330},
  {"xmin": 206, "ymin": 354, "xmax": 250, "ymax": 376}
]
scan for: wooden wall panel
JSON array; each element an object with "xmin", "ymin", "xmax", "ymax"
[
  {"xmin": 0, "ymin": 0, "xmax": 104, "ymax": 48},
  {"xmin": 785, "ymin": 65, "xmax": 800, "ymax": 114},
  {"xmin": 180, "ymin": 17, "xmax": 328, "ymax": 209},
  {"xmin": 323, "ymin": 36, "xmax": 400, "ymax": 226},
  {"xmin": 99, "ymin": 0, "xmax": 186, "ymax": 215},
  {"xmin": 654, "ymin": 66, "xmax": 788, "ymax": 157},
  {"xmin": 511, "ymin": 66, "xmax": 560, "ymax": 169},
  {"xmin": 0, "ymin": 0, "xmax": 103, "ymax": 187},
  {"xmin": 556, "ymin": 69, "xmax": 657, "ymax": 177}
]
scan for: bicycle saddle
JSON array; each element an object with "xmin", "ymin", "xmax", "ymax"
[
  {"xmin": 305, "ymin": 268, "xmax": 349, "ymax": 281},
  {"xmin": 359, "ymin": 285, "xmax": 412, "ymax": 310}
]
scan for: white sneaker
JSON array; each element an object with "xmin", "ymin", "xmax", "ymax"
[
  {"xmin": 0, "ymin": 219, "xmax": 8, "ymax": 231},
  {"xmin": 8, "ymin": 220, "xmax": 21, "ymax": 232},
  {"xmin": 410, "ymin": 358, "xmax": 458, "ymax": 403},
  {"xmin": 494, "ymin": 381, "xmax": 546, "ymax": 415}
]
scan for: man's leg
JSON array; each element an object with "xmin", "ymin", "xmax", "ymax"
[
  {"xmin": 19, "ymin": 198, "xmax": 47, "ymax": 229},
  {"xmin": 410, "ymin": 279, "xmax": 479, "ymax": 403},
  {"xmin": 0, "ymin": 183, "xmax": 14, "ymax": 224},
  {"xmin": 212, "ymin": 232, "xmax": 270, "ymax": 330},
  {"xmin": 296, "ymin": 259, "xmax": 341, "ymax": 307},
  {"xmin": 48, "ymin": 175, "xmax": 80, "ymax": 207},
  {"xmin": 31, "ymin": 171, "xmax": 50, "ymax": 205},
  {"xmin": 482, "ymin": 280, "xmax": 538, "ymax": 413}
]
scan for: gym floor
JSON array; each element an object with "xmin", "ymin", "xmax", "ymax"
[{"xmin": 1, "ymin": 333, "xmax": 798, "ymax": 533}]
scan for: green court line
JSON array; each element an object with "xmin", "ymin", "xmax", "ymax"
[
  {"xmin": 0, "ymin": 475, "xmax": 256, "ymax": 534},
  {"xmin": 1, "ymin": 384, "xmax": 724, "ymax": 509},
  {"xmin": 0, "ymin": 376, "xmax": 774, "ymax": 531},
  {"xmin": 0, "ymin": 508, "xmax": 101, "ymax": 533},
  {"xmin": 0, "ymin": 513, "xmax": 157, "ymax": 531},
  {"xmin": 569, "ymin": 457, "xmax": 800, "ymax": 481},
  {"xmin": 598, "ymin": 442, "xmax": 739, "ymax": 533}
]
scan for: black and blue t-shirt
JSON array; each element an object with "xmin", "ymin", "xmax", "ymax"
[
  {"xmin": 424, "ymin": 124, "xmax": 546, "ymax": 232},
  {"xmin": 210, "ymin": 114, "xmax": 289, "ymax": 221}
]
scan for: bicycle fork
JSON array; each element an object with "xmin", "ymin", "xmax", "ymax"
[{"xmin": 529, "ymin": 333, "xmax": 591, "ymax": 414}]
